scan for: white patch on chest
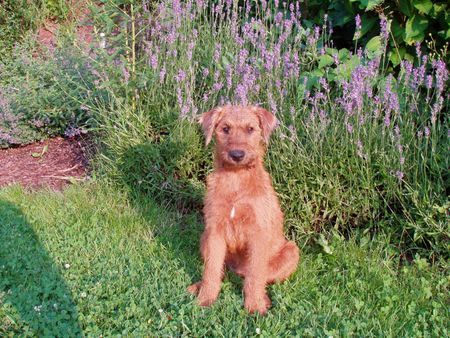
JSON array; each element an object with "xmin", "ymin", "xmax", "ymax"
[{"xmin": 230, "ymin": 206, "xmax": 236, "ymax": 219}]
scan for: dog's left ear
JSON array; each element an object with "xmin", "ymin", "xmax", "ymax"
[
  {"xmin": 198, "ymin": 107, "xmax": 223, "ymax": 145},
  {"xmin": 253, "ymin": 107, "xmax": 278, "ymax": 143}
]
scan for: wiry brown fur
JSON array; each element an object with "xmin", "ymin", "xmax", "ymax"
[{"xmin": 187, "ymin": 105, "xmax": 300, "ymax": 315}]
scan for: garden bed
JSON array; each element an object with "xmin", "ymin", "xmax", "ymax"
[{"xmin": 0, "ymin": 136, "xmax": 89, "ymax": 190}]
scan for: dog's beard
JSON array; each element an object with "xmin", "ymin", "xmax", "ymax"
[{"xmin": 219, "ymin": 151, "xmax": 257, "ymax": 169}]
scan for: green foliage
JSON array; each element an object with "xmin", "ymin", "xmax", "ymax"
[
  {"xmin": 0, "ymin": 42, "xmax": 97, "ymax": 147},
  {"xmin": 305, "ymin": 0, "xmax": 449, "ymax": 66},
  {"xmin": 0, "ymin": 0, "xmax": 70, "ymax": 60},
  {"xmin": 0, "ymin": 0, "xmax": 41, "ymax": 60},
  {"xmin": 0, "ymin": 184, "xmax": 448, "ymax": 336},
  {"xmin": 42, "ymin": 0, "xmax": 70, "ymax": 21}
]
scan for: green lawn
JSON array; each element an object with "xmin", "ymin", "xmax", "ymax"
[{"xmin": 0, "ymin": 183, "xmax": 448, "ymax": 337}]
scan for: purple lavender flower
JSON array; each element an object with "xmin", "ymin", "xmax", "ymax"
[
  {"xmin": 181, "ymin": 104, "xmax": 190, "ymax": 118},
  {"xmin": 395, "ymin": 170, "xmax": 404, "ymax": 180},
  {"xmin": 236, "ymin": 83, "xmax": 248, "ymax": 105},
  {"xmin": 268, "ymin": 92, "xmax": 277, "ymax": 115},
  {"xmin": 354, "ymin": 14, "xmax": 361, "ymax": 39},
  {"xmin": 159, "ymin": 66, "xmax": 166, "ymax": 84},
  {"xmin": 356, "ymin": 139, "xmax": 365, "ymax": 159},
  {"xmin": 187, "ymin": 41, "xmax": 195, "ymax": 61},
  {"xmin": 382, "ymin": 76, "xmax": 399, "ymax": 126},
  {"xmin": 212, "ymin": 82, "xmax": 224, "ymax": 92},
  {"xmin": 415, "ymin": 42, "xmax": 421, "ymax": 59},
  {"xmin": 384, "ymin": 112, "xmax": 391, "ymax": 127},
  {"xmin": 275, "ymin": 12, "xmax": 283, "ymax": 26},
  {"xmin": 213, "ymin": 43, "xmax": 222, "ymax": 63},
  {"xmin": 122, "ymin": 65, "xmax": 130, "ymax": 83},
  {"xmin": 176, "ymin": 87, "xmax": 183, "ymax": 107},
  {"xmin": 346, "ymin": 122, "xmax": 353, "ymax": 134},
  {"xmin": 225, "ymin": 65, "xmax": 233, "ymax": 90},
  {"xmin": 150, "ymin": 53, "xmax": 158, "ymax": 70},
  {"xmin": 432, "ymin": 60, "xmax": 448, "ymax": 95},
  {"xmin": 431, "ymin": 96, "xmax": 443, "ymax": 125},
  {"xmin": 174, "ymin": 70, "xmax": 186, "ymax": 82},
  {"xmin": 426, "ymin": 75, "xmax": 433, "ymax": 89},
  {"xmin": 333, "ymin": 53, "xmax": 339, "ymax": 65}
]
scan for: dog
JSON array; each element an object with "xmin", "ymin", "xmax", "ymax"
[{"xmin": 187, "ymin": 105, "xmax": 300, "ymax": 315}]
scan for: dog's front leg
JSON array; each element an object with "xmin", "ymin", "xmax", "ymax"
[
  {"xmin": 244, "ymin": 239, "xmax": 271, "ymax": 315},
  {"xmin": 188, "ymin": 228, "xmax": 226, "ymax": 306}
]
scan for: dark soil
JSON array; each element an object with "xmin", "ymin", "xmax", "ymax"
[{"xmin": 0, "ymin": 136, "xmax": 90, "ymax": 191}]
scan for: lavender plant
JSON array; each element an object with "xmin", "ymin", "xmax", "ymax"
[
  {"xmin": 92, "ymin": 0, "xmax": 448, "ymax": 257},
  {"xmin": 0, "ymin": 43, "xmax": 97, "ymax": 147}
]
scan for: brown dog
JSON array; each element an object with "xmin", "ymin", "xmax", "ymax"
[{"xmin": 187, "ymin": 105, "xmax": 299, "ymax": 314}]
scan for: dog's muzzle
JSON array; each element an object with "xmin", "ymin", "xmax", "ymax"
[{"xmin": 229, "ymin": 150, "xmax": 245, "ymax": 162}]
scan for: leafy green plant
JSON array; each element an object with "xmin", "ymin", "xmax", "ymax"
[
  {"xmin": 0, "ymin": 42, "xmax": 98, "ymax": 147},
  {"xmin": 302, "ymin": 0, "xmax": 449, "ymax": 67},
  {"xmin": 42, "ymin": 0, "xmax": 70, "ymax": 21},
  {"xmin": 0, "ymin": 0, "xmax": 42, "ymax": 60},
  {"xmin": 0, "ymin": 0, "xmax": 72, "ymax": 60}
]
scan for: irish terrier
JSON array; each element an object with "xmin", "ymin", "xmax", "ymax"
[{"xmin": 187, "ymin": 105, "xmax": 300, "ymax": 314}]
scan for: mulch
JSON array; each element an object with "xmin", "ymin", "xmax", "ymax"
[{"xmin": 0, "ymin": 137, "xmax": 90, "ymax": 191}]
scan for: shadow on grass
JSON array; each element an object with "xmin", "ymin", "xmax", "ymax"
[
  {"xmin": 0, "ymin": 200, "xmax": 81, "ymax": 336},
  {"xmin": 118, "ymin": 136, "xmax": 214, "ymax": 284}
]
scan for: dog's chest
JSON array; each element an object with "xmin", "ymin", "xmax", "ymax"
[{"xmin": 221, "ymin": 192, "xmax": 257, "ymax": 253}]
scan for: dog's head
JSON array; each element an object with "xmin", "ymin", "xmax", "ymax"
[{"xmin": 199, "ymin": 105, "xmax": 278, "ymax": 168}]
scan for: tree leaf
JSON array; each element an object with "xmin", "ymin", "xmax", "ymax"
[
  {"xmin": 391, "ymin": 19, "xmax": 405, "ymax": 40},
  {"xmin": 366, "ymin": 36, "xmax": 381, "ymax": 52},
  {"xmin": 338, "ymin": 48, "xmax": 350, "ymax": 60},
  {"xmin": 328, "ymin": 1, "xmax": 354, "ymax": 26},
  {"xmin": 405, "ymin": 15, "xmax": 429, "ymax": 44},
  {"xmin": 360, "ymin": 0, "xmax": 383, "ymax": 11},
  {"xmin": 389, "ymin": 47, "xmax": 406, "ymax": 67},
  {"xmin": 399, "ymin": 0, "xmax": 414, "ymax": 17},
  {"xmin": 360, "ymin": 14, "xmax": 377, "ymax": 37},
  {"xmin": 318, "ymin": 54, "xmax": 334, "ymax": 69},
  {"xmin": 412, "ymin": 0, "xmax": 433, "ymax": 15}
]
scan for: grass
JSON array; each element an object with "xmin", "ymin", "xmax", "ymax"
[{"xmin": 1, "ymin": 183, "xmax": 448, "ymax": 336}]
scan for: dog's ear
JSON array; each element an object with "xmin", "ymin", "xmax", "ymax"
[
  {"xmin": 253, "ymin": 107, "xmax": 278, "ymax": 143},
  {"xmin": 198, "ymin": 107, "xmax": 223, "ymax": 145}
]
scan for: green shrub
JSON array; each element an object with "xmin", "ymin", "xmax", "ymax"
[
  {"xmin": 0, "ymin": 42, "xmax": 97, "ymax": 147},
  {"xmin": 300, "ymin": 0, "xmax": 449, "ymax": 67},
  {"xmin": 0, "ymin": 0, "xmax": 70, "ymax": 60}
]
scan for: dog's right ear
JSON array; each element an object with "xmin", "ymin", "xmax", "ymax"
[{"xmin": 198, "ymin": 107, "xmax": 223, "ymax": 145}]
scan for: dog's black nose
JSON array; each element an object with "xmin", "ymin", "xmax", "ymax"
[{"xmin": 229, "ymin": 150, "xmax": 245, "ymax": 162}]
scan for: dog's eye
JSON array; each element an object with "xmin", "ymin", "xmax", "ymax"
[
  {"xmin": 223, "ymin": 126, "xmax": 230, "ymax": 134},
  {"xmin": 247, "ymin": 126, "xmax": 254, "ymax": 134}
]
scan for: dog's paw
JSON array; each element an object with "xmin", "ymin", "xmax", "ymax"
[
  {"xmin": 187, "ymin": 282, "xmax": 201, "ymax": 295},
  {"xmin": 196, "ymin": 285, "xmax": 219, "ymax": 307},
  {"xmin": 244, "ymin": 293, "xmax": 271, "ymax": 315}
]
